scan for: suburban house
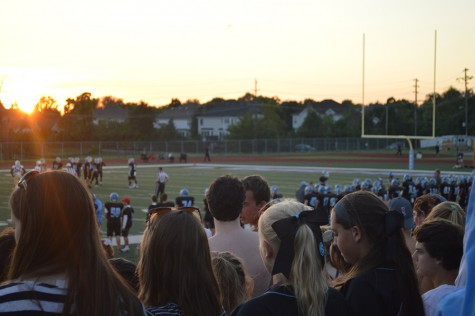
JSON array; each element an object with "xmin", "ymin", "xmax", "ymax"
[
  {"xmin": 93, "ymin": 105, "xmax": 128, "ymax": 126},
  {"xmin": 153, "ymin": 104, "xmax": 199, "ymax": 137},
  {"xmin": 196, "ymin": 102, "xmax": 262, "ymax": 139},
  {"xmin": 292, "ymin": 99, "xmax": 346, "ymax": 130}
]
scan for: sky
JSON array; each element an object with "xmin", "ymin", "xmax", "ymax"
[{"xmin": 0, "ymin": 0, "xmax": 474, "ymax": 113}]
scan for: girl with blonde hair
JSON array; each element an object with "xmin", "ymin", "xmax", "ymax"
[{"xmin": 232, "ymin": 200, "xmax": 352, "ymax": 316}]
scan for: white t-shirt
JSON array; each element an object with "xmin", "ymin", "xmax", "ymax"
[{"xmin": 422, "ymin": 284, "xmax": 456, "ymax": 316}]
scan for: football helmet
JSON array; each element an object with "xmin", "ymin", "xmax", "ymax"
[{"xmin": 110, "ymin": 192, "xmax": 119, "ymax": 202}]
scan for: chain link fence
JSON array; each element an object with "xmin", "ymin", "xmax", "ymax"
[{"xmin": 0, "ymin": 138, "xmax": 419, "ymax": 161}]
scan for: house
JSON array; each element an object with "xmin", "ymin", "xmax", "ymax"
[
  {"xmin": 153, "ymin": 104, "xmax": 199, "ymax": 137},
  {"xmin": 93, "ymin": 105, "xmax": 128, "ymax": 125},
  {"xmin": 196, "ymin": 102, "xmax": 262, "ymax": 139},
  {"xmin": 292, "ymin": 99, "xmax": 346, "ymax": 130}
]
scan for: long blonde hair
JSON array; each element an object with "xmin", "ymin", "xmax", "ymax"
[{"xmin": 259, "ymin": 200, "xmax": 327, "ymax": 316}]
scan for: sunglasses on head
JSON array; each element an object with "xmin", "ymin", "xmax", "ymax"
[
  {"xmin": 17, "ymin": 170, "xmax": 40, "ymax": 191},
  {"xmin": 146, "ymin": 206, "xmax": 201, "ymax": 226}
]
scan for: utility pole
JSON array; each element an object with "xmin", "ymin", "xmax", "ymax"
[
  {"xmin": 458, "ymin": 68, "xmax": 473, "ymax": 136},
  {"xmin": 413, "ymin": 78, "xmax": 419, "ymax": 136},
  {"xmin": 254, "ymin": 79, "xmax": 258, "ymax": 97}
]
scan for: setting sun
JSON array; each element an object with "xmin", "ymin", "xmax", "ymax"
[{"xmin": 0, "ymin": 73, "xmax": 46, "ymax": 114}]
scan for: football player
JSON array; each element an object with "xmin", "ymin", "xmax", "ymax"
[
  {"xmin": 120, "ymin": 197, "xmax": 134, "ymax": 253},
  {"xmin": 72, "ymin": 157, "xmax": 82, "ymax": 178},
  {"xmin": 104, "ymin": 192, "xmax": 124, "ymax": 251},
  {"xmin": 175, "ymin": 188, "xmax": 194, "ymax": 207},
  {"xmin": 96, "ymin": 157, "xmax": 106, "ymax": 184},
  {"xmin": 52, "ymin": 157, "xmax": 63, "ymax": 170},
  {"xmin": 63, "ymin": 162, "xmax": 77, "ymax": 176},
  {"xmin": 128, "ymin": 158, "xmax": 138, "ymax": 188},
  {"xmin": 10, "ymin": 160, "xmax": 26, "ymax": 185}
]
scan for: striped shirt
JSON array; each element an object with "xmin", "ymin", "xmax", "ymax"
[
  {"xmin": 146, "ymin": 303, "xmax": 182, "ymax": 316},
  {"xmin": 0, "ymin": 280, "xmax": 68, "ymax": 315}
]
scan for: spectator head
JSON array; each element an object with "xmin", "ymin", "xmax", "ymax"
[
  {"xmin": 138, "ymin": 210, "xmax": 221, "ymax": 316},
  {"xmin": 241, "ymin": 175, "xmax": 271, "ymax": 227},
  {"xmin": 258, "ymin": 199, "xmax": 327, "ymax": 316},
  {"xmin": 413, "ymin": 219, "xmax": 464, "ymax": 276},
  {"xmin": 413, "ymin": 194, "xmax": 445, "ymax": 226},
  {"xmin": 425, "ymin": 201, "xmax": 466, "ymax": 227},
  {"xmin": 8, "ymin": 171, "xmax": 144, "ymax": 315},
  {"xmin": 211, "ymin": 251, "xmax": 253, "ymax": 314},
  {"xmin": 331, "ymin": 190, "xmax": 423, "ymax": 315},
  {"xmin": 160, "ymin": 193, "xmax": 168, "ymax": 202},
  {"xmin": 207, "ymin": 175, "xmax": 245, "ymax": 222},
  {"xmin": 388, "ymin": 197, "xmax": 415, "ymax": 230},
  {"xmin": 151, "ymin": 195, "xmax": 158, "ymax": 203}
]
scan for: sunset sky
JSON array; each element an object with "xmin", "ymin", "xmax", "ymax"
[{"xmin": 0, "ymin": 0, "xmax": 474, "ymax": 113}]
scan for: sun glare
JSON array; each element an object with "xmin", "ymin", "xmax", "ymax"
[{"xmin": 1, "ymin": 74, "xmax": 45, "ymax": 114}]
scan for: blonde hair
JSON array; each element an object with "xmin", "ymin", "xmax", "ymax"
[
  {"xmin": 259, "ymin": 199, "xmax": 327, "ymax": 316},
  {"xmin": 211, "ymin": 252, "xmax": 253, "ymax": 314},
  {"xmin": 425, "ymin": 201, "xmax": 466, "ymax": 227}
]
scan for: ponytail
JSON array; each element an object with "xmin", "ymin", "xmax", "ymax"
[{"xmin": 291, "ymin": 225, "xmax": 327, "ymax": 316}]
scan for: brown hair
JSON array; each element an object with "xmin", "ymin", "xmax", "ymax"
[
  {"xmin": 211, "ymin": 251, "xmax": 252, "ymax": 314},
  {"xmin": 0, "ymin": 227, "xmax": 16, "ymax": 283},
  {"xmin": 138, "ymin": 210, "xmax": 221, "ymax": 316},
  {"xmin": 413, "ymin": 219, "xmax": 464, "ymax": 271},
  {"xmin": 413, "ymin": 194, "xmax": 443, "ymax": 217},
  {"xmin": 8, "ymin": 171, "xmax": 143, "ymax": 316},
  {"xmin": 331, "ymin": 191, "xmax": 424, "ymax": 316},
  {"xmin": 207, "ymin": 175, "xmax": 245, "ymax": 221},
  {"xmin": 242, "ymin": 175, "xmax": 271, "ymax": 205}
]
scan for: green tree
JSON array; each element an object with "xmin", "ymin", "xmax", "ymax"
[
  {"xmin": 32, "ymin": 96, "xmax": 61, "ymax": 141},
  {"xmin": 60, "ymin": 92, "xmax": 98, "ymax": 140},
  {"xmin": 125, "ymin": 101, "xmax": 157, "ymax": 140},
  {"xmin": 156, "ymin": 119, "xmax": 181, "ymax": 140},
  {"xmin": 296, "ymin": 110, "xmax": 323, "ymax": 137}
]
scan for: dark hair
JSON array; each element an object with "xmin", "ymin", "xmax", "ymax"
[
  {"xmin": 413, "ymin": 219, "xmax": 464, "ymax": 271},
  {"xmin": 9, "ymin": 171, "xmax": 144, "ymax": 316},
  {"xmin": 332, "ymin": 191, "xmax": 424, "ymax": 316},
  {"xmin": 0, "ymin": 227, "xmax": 16, "ymax": 283},
  {"xmin": 110, "ymin": 258, "xmax": 139, "ymax": 294},
  {"xmin": 160, "ymin": 193, "xmax": 168, "ymax": 202},
  {"xmin": 241, "ymin": 175, "xmax": 271, "ymax": 205},
  {"xmin": 152, "ymin": 195, "xmax": 158, "ymax": 203},
  {"xmin": 413, "ymin": 194, "xmax": 443, "ymax": 217},
  {"xmin": 138, "ymin": 211, "xmax": 221, "ymax": 316},
  {"xmin": 207, "ymin": 175, "xmax": 245, "ymax": 221}
]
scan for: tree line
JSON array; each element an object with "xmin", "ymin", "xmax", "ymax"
[{"xmin": 0, "ymin": 86, "xmax": 472, "ymax": 142}]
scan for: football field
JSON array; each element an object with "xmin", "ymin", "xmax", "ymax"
[{"xmin": 0, "ymin": 151, "xmax": 472, "ymax": 263}]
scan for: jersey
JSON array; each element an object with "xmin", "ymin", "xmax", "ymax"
[
  {"xmin": 128, "ymin": 162, "xmax": 137, "ymax": 178},
  {"xmin": 10, "ymin": 164, "xmax": 26, "ymax": 177},
  {"xmin": 52, "ymin": 161, "xmax": 63, "ymax": 170},
  {"xmin": 104, "ymin": 202, "xmax": 124, "ymax": 220},
  {"xmin": 122, "ymin": 206, "xmax": 134, "ymax": 229},
  {"xmin": 175, "ymin": 196, "xmax": 195, "ymax": 207}
]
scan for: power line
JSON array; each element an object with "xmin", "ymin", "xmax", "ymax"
[{"xmin": 457, "ymin": 68, "xmax": 473, "ymax": 135}]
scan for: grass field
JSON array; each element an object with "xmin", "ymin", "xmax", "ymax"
[{"xmin": 0, "ymin": 150, "xmax": 472, "ymax": 262}]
